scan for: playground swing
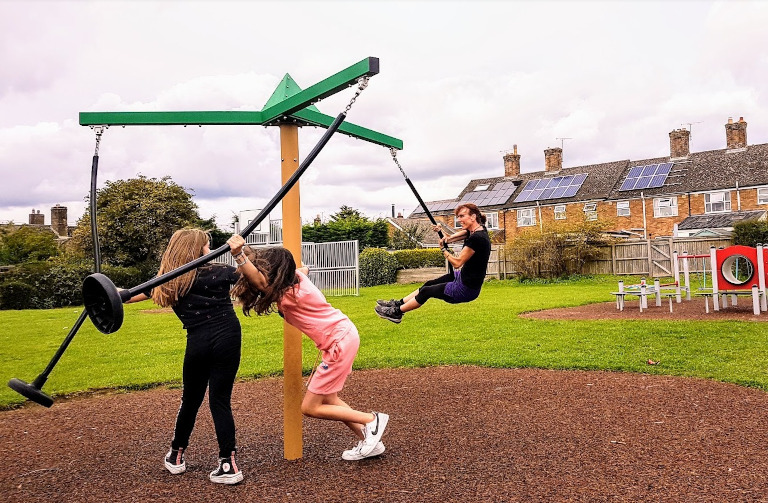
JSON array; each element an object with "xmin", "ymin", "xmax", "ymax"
[
  {"xmin": 388, "ymin": 148, "xmax": 454, "ymax": 274},
  {"xmin": 8, "ymin": 125, "xmax": 108, "ymax": 407},
  {"xmin": 7, "ymin": 75, "xmax": 372, "ymax": 408}
]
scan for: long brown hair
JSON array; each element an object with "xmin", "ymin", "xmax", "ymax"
[
  {"xmin": 231, "ymin": 246, "xmax": 298, "ymax": 316},
  {"xmin": 456, "ymin": 202, "xmax": 487, "ymax": 225},
  {"xmin": 151, "ymin": 228, "xmax": 210, "ymax": 307}
]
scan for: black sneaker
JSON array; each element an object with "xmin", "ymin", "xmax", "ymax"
[
  {"xmin": 375, "ymin": 304, "xmax": 403, "ymax": 323},
  {"xmin": 209, "ymin": 451, "xmax": 243, "ymax": 485},
  {"xmin": 376, "ymin": 298, "xmax": 403, "ymax": 308},
  {"xmin": 164, "ymin": 447, "xmax": 186, "ymax": 474}
]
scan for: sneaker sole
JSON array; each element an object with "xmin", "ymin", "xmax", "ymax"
[
  {"xmin": 209, "ymin": 472, "xmax": 244, "ymax": 485},
  {"xmin": 164, "ymin": 461, "xmax": 186, "ymax": 475},
  {"xmin": 342, "ymin": 442, "xmax": 385, "ymax": 461},
  {"xmin": 374, "ymin": 310, "xmax": 402, "ymax": 324}
]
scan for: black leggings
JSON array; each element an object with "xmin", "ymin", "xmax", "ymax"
[
  {"xmin": 171, "ymin": 317, "xmax": 241, "ymax": 458},
  {"xmin": 414, "ymin": 272, "xmax": 456, "ymax": 305}
]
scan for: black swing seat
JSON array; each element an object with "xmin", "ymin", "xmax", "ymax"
[{"xmin": 83, "ymin": 273, "xmax": 130, "ymax": 334}]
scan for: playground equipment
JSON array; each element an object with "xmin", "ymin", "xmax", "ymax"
[
  {"xmin": 612, "ymin": 278, "xmax": 681, "ymax": 313},
  {"xmin": 8, "ymin": 58, "xmax": 403, "ymax": 462},
  {"xmin": 673, "ymin": 245, "xmax": 766, "ymax": 314}
]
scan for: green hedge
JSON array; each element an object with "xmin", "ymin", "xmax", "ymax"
[
  {"xmin": 359, "ymin": 248, "xmax": 399, "ymax": 287},
  {"xmin": 392, "ymin": 248, "xmax": 445, "ymax": 269},
  {"xmin": 0, "ymin": 258, "xmax": 156, "ymax": 310}
]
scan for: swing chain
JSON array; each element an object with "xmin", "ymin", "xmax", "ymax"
[
  {"xmin": 90, "ymin": 125, "xmax": 107, "ymax": 156},
  {"xmin": 344, "ymin": 76, "xmax": 370, "ymax": 114},
  {"xmin": 389, "ymin": 147, "xmax": 407, "ymax": 178}
]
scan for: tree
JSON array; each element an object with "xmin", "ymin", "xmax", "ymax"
[
  {"xmin": 69, "ymin": 176, "xmax": 200, "ymax": 267},
  {"xmin": 390, "ymin": 222, "xmax": 428, "ymax": 250},
  {"xmin": 301, "ymin": 206, "xmax": 389, "ymax": 249},
  {"xmin": 0, "ymin": 225, "xmax": 60, "ymax": 265}
]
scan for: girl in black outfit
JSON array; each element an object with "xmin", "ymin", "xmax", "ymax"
[
  {"xmin": 375, "ymin": 203, "xmax": 491, "ymax": 323},
  {"xmin": 128, "ymin": 228, "xmax": 246, "ymax": 485}
]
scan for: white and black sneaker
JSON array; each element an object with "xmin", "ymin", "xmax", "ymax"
[
  {"xmin": 342, "ymin": 440, "xmax": 385, "ymax": 461},
  {"xmin": 164, "ymin": 447, "xmax": 186, "ymax": 474},
  {"xmin": 209, "ymin": 451, "xmax": 243, "ymax": 485},
  {"xmin": 360, "ymin": 412, "xmax": 389, "ymax": 456}
]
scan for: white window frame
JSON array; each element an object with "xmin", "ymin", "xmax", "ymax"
[
  {"xmin": 554, "ymin": 204, "xmax": 566, "ymax": 220},
  {"xmin": 583, "ymin": 202, "xmax": 598, "ymax": 221},
  {"xmin": 616, "ymin": 201, "xmax": 630, "ymax": 217},
  {"xmin": 704, "ymin": 191, "xmax": 731, "ymax": 214},
  {"xmin": 653, "ymin": 196, "xmax": 678, "ymax": 218},
  {"xmin": 485, "ymin": 211, "xmax": 499, "ymax": 230},
  {"xmin": 517, "ymin": 208, "xmax": 536, "ymax": 227},
  {"xmin": 473, "ymin": 184, "xmax": 490, "ymax": 191},
  {"xmin": 758, "ymin": 188, "xmax": 768, "ymax": 205}
]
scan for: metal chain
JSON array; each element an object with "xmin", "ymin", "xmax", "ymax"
[
  {"xmin": 389, "ymin": 147, "xmax": 407, "ymax": 178},
  {"xmin": 90, "ymin": 125, "xmax": 107, "ymax": 156},
  {"xmin": 344, "ymin": 76, "xmax": 369, "ymax": 114}
]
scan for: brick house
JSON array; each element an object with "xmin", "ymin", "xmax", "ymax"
[{"xmin": 411, "ymin": 117, "xmax": 768, "ymax": 243}]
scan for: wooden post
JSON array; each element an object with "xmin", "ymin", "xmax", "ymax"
[{"xmin": 280, "ymin": 124, "xmax": 304, "ymax": 460}]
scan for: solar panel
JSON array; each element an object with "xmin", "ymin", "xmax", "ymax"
[
  {"xmin": 619, "ymin": 163, "xmax": 672, "ymax": 191},
  {"xmin": 513, "ymin": 173, "xmax": 588, "ymax": 203},
  {"xmin": 457, "ymin": 180, "xmax": 518, "ymax": 207}
]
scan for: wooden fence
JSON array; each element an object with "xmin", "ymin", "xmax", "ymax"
[{"xmin": 486, "ymin": 237, "xmax": 733, "ymax": 279}]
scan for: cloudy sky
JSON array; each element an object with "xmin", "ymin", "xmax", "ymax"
[{"xmin": 1, "ymin": 0, "xmax": 767, "ymax": 230}]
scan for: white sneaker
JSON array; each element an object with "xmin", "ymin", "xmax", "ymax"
[
  {"xmin": 342, "ymin": 440, "xmax": 385, "ymax": 461},
  {"xmin": 360, "ymin": 412, "xmax": 389, "ymax": 456}
]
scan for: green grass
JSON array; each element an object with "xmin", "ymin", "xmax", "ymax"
[{"xmin": 2, "ymin": 275, "xmax": 767, "ymax": 408}]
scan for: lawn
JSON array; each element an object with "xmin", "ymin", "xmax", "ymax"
[{"xmin": 1, "ymin": 275, "xmax": 767, "ymax": 408}]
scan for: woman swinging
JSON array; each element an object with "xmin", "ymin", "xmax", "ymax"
[{"xmin": 374, "ymin": 202, "xmax": 491, "ymax": 323}]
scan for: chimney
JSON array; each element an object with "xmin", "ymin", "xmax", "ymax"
[
  {"xmin": 51, "ymin": 204, "xmax": 68, "ymax": 237},
  {"xmin": 544, "ymin": 147, "xmax": 562, "ymax": 172},
  {"xmin": 29, "ymin": 209, "xmax": 44, "ymax": 225},
  {"xmin": 503, "ymin": 145, "xmax": 521, "ymax": 177},
  {"xmin": 669, "ymin": 128, "xmax": 690, "ymax": 159},
  {"xmin": 314, "ymin": 214, "xmax": 321, "ymax": 225},
  {"xmin": 725, "ymin": 116, "xmax": 747, "ymax": 150}
]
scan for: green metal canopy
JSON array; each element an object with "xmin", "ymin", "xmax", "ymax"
[{"xmin": 79, "ymin": 56, "xmax": 402, "ymax": 149}]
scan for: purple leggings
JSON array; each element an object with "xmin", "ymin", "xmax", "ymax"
[{"xmin": 414, "ymin": 270, "xmax": 481, "ymax": 305}]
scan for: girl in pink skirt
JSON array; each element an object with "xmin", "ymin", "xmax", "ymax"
[{"xmin": 229, "ymin": 236, "xmax": 389, "ymax": 460}]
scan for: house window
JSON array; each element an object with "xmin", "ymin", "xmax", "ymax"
[
  {"xmin": 653, "ymin": 197, "xmax": 678, "ymax": 217},
  {"xmin": 704, "ymin": 191, "xmax": 731, "ymax": 213},
  {"xmin": 517, "ymin": 208, "xmax": 536, "ymax": 227},
  {"xmin": 554, "ymin": 204, "xmax": 566, "ymax": 220},
  {"xmin": 583, "ymin": 203, "xmax": 598, "ymax": 221},
  {"xmin": 616, "ymin": 201, "xmax": 630, "ymax": 217},
  {"xmin": 485, "ymin": 211, "xmax": 499, "ymax": 230},
  {"xmin": 758, "ymin": 188, "xmax": 768, "ymax": 204},
  {"xmin": 474, "ymin": 184, "xmax": 490, "ymax": 191}
]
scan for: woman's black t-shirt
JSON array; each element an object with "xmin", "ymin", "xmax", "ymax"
[
  {"xmin": 170, "ymin": 264, "xmax": 240, "ymax": 330},
  {"xmin": 460, "ymin": 227, "xmax": 491, "ymax": 290}
]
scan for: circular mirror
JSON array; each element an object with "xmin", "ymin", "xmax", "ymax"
[{"xmin": 720, "ymin": 254, "xmax": 754, "ymax": 286}]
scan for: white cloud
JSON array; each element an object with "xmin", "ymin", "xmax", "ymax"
[{"xmin": 2, "ymin": 0, "xmax": 768, "ymax": 230}]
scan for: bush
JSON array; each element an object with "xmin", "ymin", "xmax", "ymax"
[
  {"xmin": 733, "ymin": 220, "xmax": 768, "ymax": 247},
  {"xmin": 392, "ymin": 248, "xmax": 445, "ymax": 269},
  {"xmin": 359, "ymin": 248, "xmax": 399, "ymax": 287},
  {"xmin": 0, "ymin": 281, "xmax": 36, "ymax": 309},
  {"xmin": 0, "ymin": 256, "xmax": 157, "ymax": 310}
]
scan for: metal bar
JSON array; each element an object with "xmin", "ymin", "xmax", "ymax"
[
  {"xmin": 260, "ymin": 57, "xmax": 379, "ymax": 124},
  {"xmin": 80, "ymin": 110, "xmax": 265, "ymax": 126},
  {"xmin": 292, "ymin": 108, "xmax": 403, "ymax": 149}
]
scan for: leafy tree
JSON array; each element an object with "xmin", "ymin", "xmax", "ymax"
[
  {"xmin": 196, "ymin": 216, "xmax": 230, "ymax": 249},
  {"xmin": 507, "ymin": 219, "xmax": 614, "ymax": 280},
  {"xmin": 301, "ymin": 206, "xmax": 388, "ymax": 249},
  {"xmin": 69, "ymin": 176, "xmax": 200, "ymax": 267},
  {"xmin": 0, "ymin": 225, "xmax": 60, "ymax": 265},
  {"xmin": 390, "ymin": 222, "xmax": 427, "ymax": 250}
]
